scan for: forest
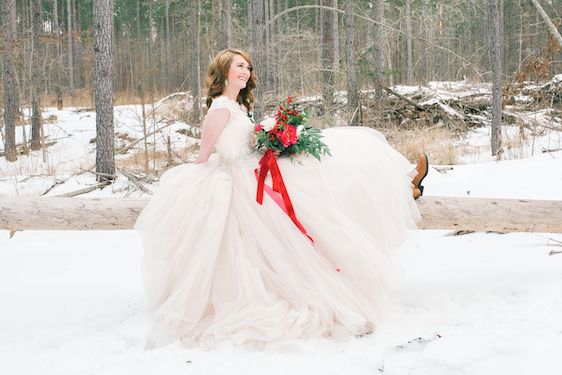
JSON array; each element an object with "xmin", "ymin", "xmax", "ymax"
[{"xmin": 1, "ymin": 0, "xmax": 561, "ymax": 176}]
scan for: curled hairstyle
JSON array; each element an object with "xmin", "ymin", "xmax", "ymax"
[{"xmin": 205, "ymin": 48, "xmax": 257, "ymax": 114}]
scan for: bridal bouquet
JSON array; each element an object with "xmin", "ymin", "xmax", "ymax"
[
  {"xmin": 253, "ymin": 96, "xmax": 331, "ymax": 246},
  {"xmin": 253, "ymin": 96, "xmax": 331, "ymax": 161}
]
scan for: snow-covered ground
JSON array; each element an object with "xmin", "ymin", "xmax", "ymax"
[
  {"xmin": 0, "ymin": 98, "xmax": 198, "ymax": 197},
  {"xmin": 1, "ymin": 86, "xmax": 562, "ymax": 374},
  {"xmin": 1, "ymin": 151, "xmax": 562, "ymax": 374},
  {"xmin": 1, "ymin": 229, "xmax": 561, "ymax": 374}
]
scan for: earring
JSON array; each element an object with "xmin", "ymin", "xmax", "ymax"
[{"xmin": 224, "ymin": 78, "xmax": 229, "ymax": 86}]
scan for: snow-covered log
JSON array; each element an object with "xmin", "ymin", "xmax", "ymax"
[
  {"xmin": 0, "ymin": 198, "xmax": 147, "ymax": 231},
  {"xmin": 1, "ymin": 196, "xmax": 562, "ymax": 233},
  {"xmin": 416, "ymin": 196, "xmax": 562, "ymax": 233}
]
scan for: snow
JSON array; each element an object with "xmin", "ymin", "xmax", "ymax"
[
  {"xmin": 2, "ymin": 86, "xmax": 562, "ymax": 373},
  {"xmin": 0, "ymin": 102, "xmax": 197, "ymax": 197},
  {"xmin": 425, "ymin": 150, "xmax": 562, "ymax": 199},
  {"xmin": 1, "ymin": 228, "xmax": 561, "ymax": 374}
]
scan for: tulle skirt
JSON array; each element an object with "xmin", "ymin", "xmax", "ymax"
[{"xmin": 135, "ymin": 126, "xmax": 420, "ymax": 348}]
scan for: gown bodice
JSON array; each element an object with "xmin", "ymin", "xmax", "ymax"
[{"xmin": 209, "ymin": 95, "xmax": 255, "ymax": 164}]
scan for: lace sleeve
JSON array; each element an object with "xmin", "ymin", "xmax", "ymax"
[{"xmin": 207, "ymin": 96, "xmax": 234, "ymax": 114}]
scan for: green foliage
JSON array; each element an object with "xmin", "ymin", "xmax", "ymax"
[{"xmin": 254, "ymin": 97, "xmax": 331, "ymax": 161}]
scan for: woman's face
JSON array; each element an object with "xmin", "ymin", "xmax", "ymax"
[{"xmin": 226, "ymin": 54, "xmax": 251, "ymax": 90}]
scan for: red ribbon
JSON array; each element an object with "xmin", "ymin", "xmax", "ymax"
[{"xmin": 255, "ymin": 149, "xmax": 314, "ymax": 243}]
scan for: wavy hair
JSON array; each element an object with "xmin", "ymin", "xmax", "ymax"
[{"xmin": 205, "ymin": 48, "xmax": 257, "ymax": 114}]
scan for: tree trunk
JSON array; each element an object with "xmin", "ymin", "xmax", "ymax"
[
  {"xmin": 250, "ymin": 0, "xmax": 265, "ymax": 120},
  {"xmin": 264, "ymin": 0, "xmax": 271, "ymax": 93},
  {"xmin": 529, "ymin": 0, "xmax": 562, "ymax": 48},
  {"xmin": 190, "ymin": 0, "xmax": 201, "ymax": 123},
  {"xmin": 372, "ymin": 0, "xmax": 385, "ymax": 98},
  {"xmin": 332, "ymin": 0, "xmax": 340, "ymax": 70},
  {"xmin": 135, "ymin": 0, "xmax": 142, "ymax": 92},
  {"xmin": 93, "ymin": 0, "xmax": 115, "ymax": 180},
  {"xmin": 52, "ymin": 0, "xmax": 63, "ymax": 110},
  {"xmin": 405, "ymin": 0, "xmax": 413, "ymax": 84},
  {"xmin": 489, "ymin": 0, "xmax": 503, "ymax": 157},
  {"xmin": 67, "ymin": 0, "xmax": 74, "ymax": 95},
  {"xmin": 71, "ymin": 0, "xmax": 81, "ymax": 88},
  {"xmin": 344, "ymin": 0, "xmax": 359, "ymax": 126},
  {"xmin": 165, "ymin": 0, "xmax": 171, "ymax": 91},
  {"xmin": 219, "ymin": 0, "xmax": 232, "ymax": 50},
  {"xmin": 269, "ymin": 0, "xmax": 278, "ymax": 95},
  {"xmin": 30, "ymin": 0, "xmax": 43, "ymax": 151},
  {"xmin": 437, "ymin": 0, "xmax": 446, "ymax": 80},
  {"xmin": 3, "ymin": 196, "xmax": 562, "ymax": 233},
  {"xmin": 1, "ymin": 0, "xmax": 20, "ymax": 162},
  {"xmin": 321, "ymin": 0, "xmax": 334, "ymax": 119},
  {"xmin": 147, "ymin": 0, "xmax": 154, "ymax": 94}
]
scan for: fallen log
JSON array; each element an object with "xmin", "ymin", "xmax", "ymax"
[
  {"xmin": 0, "ymin": 197, "xmax": 147, "ymax": 231},
  {"xmin": 416, "ymin": 196, "xmax": 562, "ymax": 233},
  {"xmin": 1, "ymin": 196, "xmax": 561, "ymax": 233}
]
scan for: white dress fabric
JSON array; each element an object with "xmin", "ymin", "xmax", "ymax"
[{"xmin": 135, "ymin": 95, "xmax": 421, "ymax": 348}]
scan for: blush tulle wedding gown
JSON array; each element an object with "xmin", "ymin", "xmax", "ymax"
[{"xmin": 135, "ymin": 95, "xmax": 421, "ymax": 348}]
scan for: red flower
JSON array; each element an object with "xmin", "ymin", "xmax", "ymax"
[
  {"xmin": 274, "ymin": 125, "xmax": 298, "ymax": 147},
  {"xmin": 255, "ymin": 123, "xmax": 263, "ymax": 131},
  {"xmin": 285, "ymin": 125, "xmax": 298, "ymax": 145}
]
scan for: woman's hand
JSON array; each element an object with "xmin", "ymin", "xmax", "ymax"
[{"xmin": 250, "ymin": 133, "xmax": 258, "ymax": 147}]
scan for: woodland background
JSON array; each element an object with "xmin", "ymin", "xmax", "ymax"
[
  {"xmin": 3, "ymin": 0, "xmax": 561, "ymax": 100},
  {"xmin": 1, "ymin": 0, "xmax": 561, "ymax": 177}
]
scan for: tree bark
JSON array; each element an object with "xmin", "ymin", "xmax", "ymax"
[
  {"xmin": 372, "ymin": 0, "xmax": 385, "ymax": 98},
  {"xmin": 93, "ymin": 0, "xmax": 115, "ymax": 180},
  {"xmin": 1, "ymin": 0, "xmax": 20, "ymax": 162},
  {"xmin": 344, "ymin": 0, "xmax": 359, "ymax": 126},
  {"xmin": 264, "ymin": 0, "xmax": 271, "ymax": 93},
  {"xmin": 269, "ymin": 0, "xmax": 278, "ymax": 94},
  {"xmin": 52, "ymin": 0, "xmax": 63, "ymax": 109},
  {"xmin": 3, "ymin": 196, "xmax": 562, "ymax": 233},
  {"xmin": 405, "ymin": 0, "xmax": 413, "ymax": 84},
  {"xmin": 147, "ymin": 0, "xmax": 154, "ymax": 94},
  {"xmin": 71, "ymin": 0, "xmax": 81, "ymax": 88},
  {"xmin": 529, "ymin": 0, "xmax": 562, "ymax": 48},
  {"xmin": 321, "ymin": 0, "xmax": 335, "ymax": 118},
  {"xmin": 164, "ymin": 0, "xmax": 171, "ymax": 91},
  {"xmin": 190, "ymin": 0, "xmax": 201, "ymax": 123},
  {"xmin": 30, "ymin": 0, "xmax": 43, "ymax": 151},
  {"xmin": 332, "ymin": 0, "xmax": 340, "ymax": 70},
  {"xmin": 489, "ymin": 0, "xmax": 503, "ymax": 157},
  {"xmin": 67, "ymin": 0, "xmax": 74, "ymax": 95},
  {"xmin": 219, "ymin": 0, "xmax": 232, "ymax": 50},
  {"xmin": 250, "ymin": 0, "xmax": 265, "ymax": 120},
  {"xmin": 437, "ymin": 0, "xmax": 446, "ymax": 80}
]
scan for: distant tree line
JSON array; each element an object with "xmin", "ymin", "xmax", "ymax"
[{"xmin": 2, "ymin": 0, "xmax": 561, "ymax": 164}]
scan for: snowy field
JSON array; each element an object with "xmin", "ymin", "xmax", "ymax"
[
  {"xmin": 1, "ymin": 229, "xmax": 562, "ymax": 374},
  {"xmin": 2, "ymin": 150, "xmax": 562, "ymax": 374},
  {"xmin": 1, "ymin": 85, "xmax": 562, "ymax": 374}
]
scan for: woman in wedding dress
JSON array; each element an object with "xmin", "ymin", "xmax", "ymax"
[{"xmin": 135, "ymin": 48, "xmax": 424, "ymax": 349}]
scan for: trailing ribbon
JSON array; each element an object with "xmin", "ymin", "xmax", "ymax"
[{"xmin": 255, "ymin": 149, "xmax": 314, "ymax": 243}]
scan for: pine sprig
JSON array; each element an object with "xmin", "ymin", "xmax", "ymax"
[{"xmin": 253, "ymin": 97, "xmax": 331, "ymax": 161}]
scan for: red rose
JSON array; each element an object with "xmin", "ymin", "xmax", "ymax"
[
  {"xmin": 255, "ymin": 124, "xmax": 263, "ymax": 131},
  {"xmin": 286, "ymin": 125, "xmax": 298, "ymax": 145}
]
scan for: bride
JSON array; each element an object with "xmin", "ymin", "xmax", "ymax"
[{"xmin": 135, "ymin": 48, "xmax": 425, "ymax": 349}]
